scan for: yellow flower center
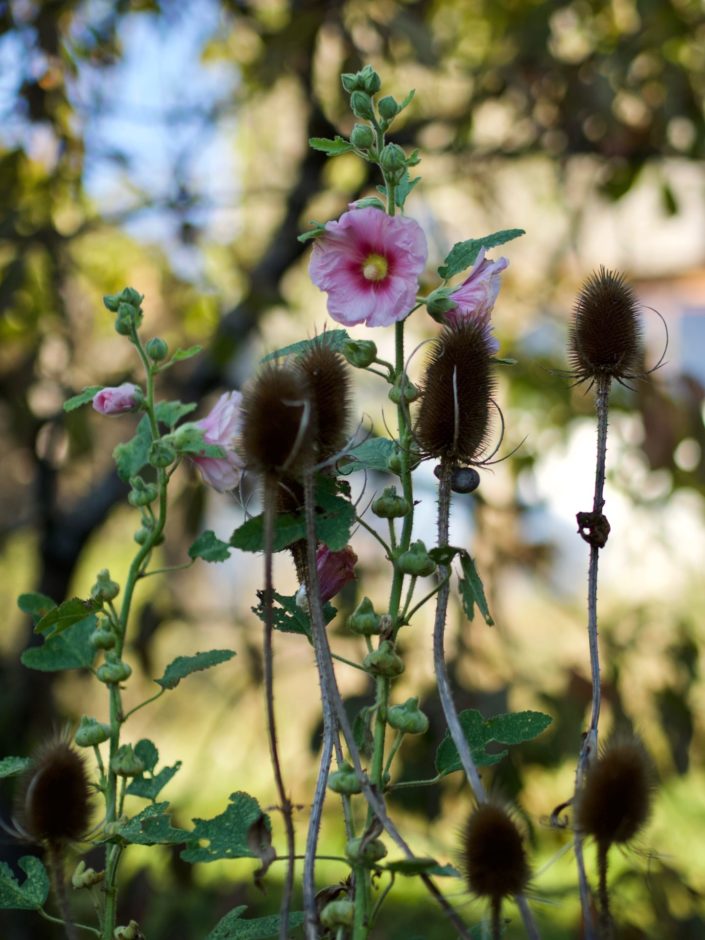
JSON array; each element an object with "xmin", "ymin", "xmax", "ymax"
[{"xmin": 362, "ymin": 253, "xmax": 388, "ymax": 282}]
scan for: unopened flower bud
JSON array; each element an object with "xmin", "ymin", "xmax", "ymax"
[
  {"xmin": 90, "ymin": 627, "xmax": 116, "ymax": 651},
  {"xmin": 128, "ymin": 477, "xmax": 158, "ymax": 507},
  {"xmin": 388, "ymin": 378, "xmax": 419, "ymax": 404},
  {"xmin": 347, "ymin": 597, "xmax": 382, "ymax": 636},
  {"xmin": 72, "ymin": 860, "xmax": 104, "ymax": 889},
  {"xmin": 148, "ymin": 439, "xmax": 177, "ymax": 468},
  {"xmin": 145, "ymin": 337, "xmax": 168, "ymax": 362},
  {"xmin": 320, "ymin": 900, "xmax": 355, "ymax": 929},
  {"xmin": 114, "ymin": 920, "xmax": 142, "ymax": 940},
  {"xmin": 90, "ymin": 569, "xmax": 120, "ymax": 603},
  {"xmin": 379, "ymin": 143, "xmax": 407, "ymax": 182},
  {"xmin": 397, "ymin": 540, "xmax": 436, "ymax": 577},
  {"xmin": 328, "ymin": 762, "xmax": 362, "ymax": 795},
  {"xmin": 341, "ymin": 72, "xmax": 360, "ymax": 94},
  {"xmin": 96, "ymin": 659, "xmax": 132, "ymax": 685},
  {"xmin": 75, "ymin": 716, "xmax": 112, "ymax": 748},
  {"xmin": 363, "ymin": 640, "xmax": 404, "ymax": 677},
  {"xmin": 350, "ymin": 91, "xmax": 375, "ymax": 121},
  {"xmin": 93, "ymin": 384, "xmax": 142, "ymax": 416},
  {"xmin": 346, "ymin": 836, "xmax": 387, "ymax": 864},
  {"xmin": 358, "ymin": 64, "xmax": 381, "ymax": 94},
  {"xmin": 103, "ymin": 287, "xmax": 143, "ymax": 313},
  {"xmin": 110, "ymin": 745, "xmax": 145, "ymax": 778},
  {"xmin": 350, "ymin": 123, "xmax": 375, "ymax": 150},
  {"xmin": 377, "ymin": 95, "xmax": 399, "ymax": 120},
  {"xmin": 426, "ymin": 287, "xmax": 457, "ymax": 321},
  {"xmin": 386, "ymin": 697, "xmax": 429, "ymax": 735},
  {"xmin": 371, "ymin": 486, "xmax": 410, "ymax": 519},
  {"xmin": 342, "ymin": 339, "xmax": 377, "ymax": 369}
]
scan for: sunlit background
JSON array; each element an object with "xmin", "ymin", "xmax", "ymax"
[{"xmin": 1, "ymin": 1, "xmax": 705, "ymax": 937}]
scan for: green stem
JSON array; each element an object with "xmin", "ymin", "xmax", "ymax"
[
  {"xmin": 383, "ymin": 731, "xmax": 404, "ymax": 779},
  {"xmin": 38, "ymin": 908, "xmax": 100, "ymax": 938},
  {"xmin": 388, "ymin": 774, "xmax": 442, "ymax": 792},
  {"xmin": 121, "ymin": 688, "xmax": 166, "ymax": 722}
]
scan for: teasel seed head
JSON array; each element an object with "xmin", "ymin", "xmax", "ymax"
[
  {"xmin": 575, "ymin": 737, "xmax": 654, "ymax": 849},
  {"xmin": 569, "ymin": 267, "xmax": 642, "ymax": 384},
  {"xmin": 461, "ymin": 801, "xmax": 531, "ymax": 902},
  {"xmin": 240, "ymin": 364, "xmax": 316, "ymax": 478},
  {"xmin": 415, "ymin": 322, "xmax": 496, "ymax": 464},
  {"xmin": 18, "ymin": 739, "xmax": 93, "ymax": 847},
  {"xmin": 298, "ymin": 340, "xmax": 351, "ymax": 462}
]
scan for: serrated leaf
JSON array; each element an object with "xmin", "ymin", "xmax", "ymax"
[
  {"xmin": 308, "ymin": 135, "xmax": 353, "ymax": 155},
  {"xmin": 21, "ymin": 615, "xmax": 97, "ymax": 672},
  {"xmin": 34, "ymin": 596, "xmax": 100, "ymax": 638},
  {"xmin": 126, "ymin": 758, "xmax": 182, "ymax": 802},
  {"xmin": 253, "ymin": 591, "xmax": 335, "ymax": 638},
  {"xmin": 206, "ymin": 906, "xmax": 305, "ymax": 940},
  {"xmin": 231, "ymin": 512, "xmax": 305, "ymax": 553},
  {"xmin": 170, "ymin": 345, "xmax": 202, "ymax": 363},
  {"xmin": 189, "ymin": 531, "xmax": 232, "ymax": 563},
  {"xmin": 155, "ymin": 400, "xmax": 197, "ymax": 428},
  {"xmin": 339, "ymin": 437, "xmax": 395, "ymax": 475},
  {"xmin": 394, "ymin": 172, "xmax": 420, "ymax": 210},
  {"xmin": 0, "ymin": 757, "xmax": 31, "ymax": 779},
  {"xmin": 63, "ymin": 385, "xmax": 103, "ymax": 412},
  {"xmin": 113, "ymin": 414, "xmax": 153, "ymax": 482},
  {"xmin": 171, "ymin": 425, "xmax": 225, "ymax": 457},
  {"xmin": 260, "ymin": 330, "xmax": 350, "ymax": 364},
  {"xmin": 438, "ymin": 228, "xmax": 525, "ymax": 280},
  {"xmin": 427, "ymin": 545, "xmax": 463, "ymax": 566},
  {"xmin": 458, "ymin": 553, "xmax": 493, "ymax": 625},
  {"xmin": 0, "ymin": 857, "xmax": 49, "ymax": 910},
  {"xmin": 17, "ymin": 592, "xmax": 56, "ymax": 624},
  {"xmin": 112, "ymin": 802, "xmax": 190, "ymax": 845},
  {"xmin": 435, "ymin": 709, "xmax": 552, "ymax": 777},
  {"xmin": 155, "ymin": 649, "xmax": 236, "ymax": 690},
  {"xmin": 181, "ymin": 792, "xmax": 271, "ymax": 864}
]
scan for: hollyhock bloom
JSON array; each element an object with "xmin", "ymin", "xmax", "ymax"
[
  {"xmin": 316, "ymin": 544, "xmax": 358, "ymax": 602},
  {"xmin": 191, "ymin": 391, "xmax": 245, "ymax": 493},
  {"xmin": 309, "ymin": 207, "xmax": 428, "ymax": 328},
  {"xmin": 444, "ymin": 249, "xmax": 508, "ymax": 352},
  {"xmin": 93, "ymin": 383, "xmax": 142, "ymax": 415}
]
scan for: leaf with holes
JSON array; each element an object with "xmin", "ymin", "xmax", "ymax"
[
  {"xmin": 206, "ymin": 907, "xmax": 305, "ymax": 940},
  {"xmin": 181, "ymin": 792, "xmax": 271, "ymax": 864},
  {"xmin": 435, "ymin": 709, "xmax": 552, "ymax": 777},
  {"xmin": 0, "ymin": 857, "xmax": 49, "ymax": 910},
  {"xmin": 111, "ymin": 803, "xmax": 190, "ymax": 846}
]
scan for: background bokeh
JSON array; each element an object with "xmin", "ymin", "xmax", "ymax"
[{"xmin": 1, "ymin": 1, "xmax": 705, "ymax": 937}]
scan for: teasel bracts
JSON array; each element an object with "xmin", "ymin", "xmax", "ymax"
[
  {"xmin": 461, "ymin": 801, "xmax": 531, "ymax": 902},
  {"xmin": 415, "ymin": 322, "xmax": 496, "ymax": 464},
  {"xmin": 18, "ymin": 739, "xmax": 93, "ymax": 847},
  {"xmin": 568, "ymin": 267, "xmax": 642, "ymax": 384},
  {"xmin": 298, "ymin": 340, "xmax": 351, "ymax": 462}
]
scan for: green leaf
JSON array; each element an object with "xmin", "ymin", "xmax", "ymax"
[
  {"xmin": 181, "ymin": 791, "xmax": 271, "ymax": 863},
  {"xmin": 112, "ymin": 802, "xmax": 190, "ymax": 846},
  {"xmin": 492, "ymin": 357, "xmax": 517, "ymax": 366},
  {"xmin": 339, "ymin": 437, "xmax": 395, "ymax": 475},
  {"xmin": 427, "ymin": 545, "xmax": 463, "ymax": 566},
  {"xmin": 384, "ymin": 857, "xmax": 444, "ymax": 876},
  {"xmin": 308, "ymin": 135, "xmax": 353, "ymax": 155},
  {"xmin": 0, "ymin": 756, "xmax": 31, "ymax": 779},
  {"xmin": 63, "ymin": 385, "xmax": 103, "ymax": 412},
  {"xmin": 155, "ymin": 649, "xmax": 236, "ymax": 690},
  {"xmin": 231, "ymin": 512, "xmax": 304, "ymax": 553},
  {"xmin": 17, "ymin": 592, "xmax": 56, "ymax": 624},
  {"xmin": 458, "ymin": 552, "xmax": 494, "ymax": 626},
  {"xmin": 21, "ymin": 615, "xmax": 97, "ymax": 672},
  {"xmin": 297, "ymin": 220, "xmax": 327, "ymax": 244},
  {"xmin": 438, "ymin": 228, "xmax": 525, "ymax": 280},
  {"xmin": 171, "ymin": 425, "xmax": 225, "ymax": 457},
  {"xmin": 206, "ymin": 906, "xmax": 305, "ymax": 940},
  {"xmin": 134, "ymin": 739, "xmax": 159, "ymax": 772},
  {"xmin": 33, "ymin": 596, "xmax": 100, "ymax": 638},
  {"xmin": 252, "ymin": 591, "xmax": 335, "ymax": 638},
  {"xmin": 351, "ymin": 197, "xmax": 386, "ymax": 211},
  {"xmin": 0, "ymin": 857, "xmax": 49, "ymax": 910},
  {"xmin": 169, "ymin": 345, "xmax": 203, "ymax": 363},
  {"xmin": 113, "ymin": 414, "xmax": 153, "ymax": 482},
  {"xmin": 189, "ymin": 531, "xmax": 232, "ymax": 563},
  {"xmin": 397, "ymin": 89, "xmax": 415, "ymax": 112},
  {"xmin": 394, "ymin": 172, "xmax": 420, "ymax": 210},
  {"xmin": 435, "ymin": 709, "xmax": 552, "ymax": 777},
  {"xmin": 155, "ymin": 400, "xmax": 197, "ymax": 428},
  {"xmin": 260, "ymin": 330, "xmax": 351, "ymax": 364},
  {"xmin": 126, "ymin": 743, "xmax": 182, "ymax": 802}
]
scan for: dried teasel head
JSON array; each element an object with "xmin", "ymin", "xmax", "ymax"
[
  {"xmin": 298, "ymin": 340, "xmax": 351, "ymax": 462},
  {"xmin": 415, "ymin": 322, "xmax": 496, "ymax": 465},
  {"xmin": 240, "ymin": 364, "xmax": 316, "ymax": 478},
  {"xmin": 461, "ymin": 801, "xmax": 531, "ymax": 903},
  {"xmin": 568, "ymin": 267, "xmax": 643, "ymax": 385},
  {"xmin": 17, "ymin": 739, "xmax": 93, "ymax": 847},
  {"xmin": 575, "ymin": 737, "xmax": 654, "ymax": 849}
]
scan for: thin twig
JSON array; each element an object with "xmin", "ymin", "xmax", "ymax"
[{"xmin": 304, "ymin": 723, "xmax": 334, "ymax": 940}]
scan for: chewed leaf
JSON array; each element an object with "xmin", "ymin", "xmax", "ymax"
[
  {"xmin": 63, "ymin": 386, "xmax": 103, "ymax": 412},
  {"xmin": 189, "ymin": 530, "xmax": 232, "ymax": 563},
  {"xmin": 435, "ymin": 708, "xmax": 552, "ymax": 777},
  {"xmin": 155, "ymin": 650, "xmax": 236, "ymax": 690},
  {"xmin": 111, "ymin": 802, "xmax": 190, "ymax": 846},
  {"xmin": 206, "ymin": 906, "xmax": 305, "ymax": 940},
  {"xmin": 0, "ymin": 857, "xmax": 49, "ymax": 910},
  {"xmin": 181, "ymin": 791, "xmax": 271, "ymax": 863},
  {"xmin": 0, "ymin": 757, "xmax": 32, "ymax": 779},
  {"xmin": 438, "ymin": 228, "xmax": 525, "ymax": 280},
  {"xmin": 260, "ymin": 330, "xmax": 350, "ymax": 364}
]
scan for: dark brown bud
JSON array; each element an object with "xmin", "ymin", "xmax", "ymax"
[
  {"xmin": 240, "ymin": 364, "xmax": 315, "ymax": 478},
  {"xmin": 461, "ymin": 802, "xmax": 530, "ymax": 902},
  {"xmin": 19, "ymin": 740, "xmax": 92, "ymax": 846},
  {"xmin": 415, "ymin": 323, "xmax": 496, "ymax": 463},
  {"xmin": 298, "ymin": 341, "xmax": 351, "ymax": 461},
  {"xmin": 569, "ymin": 267, "xmax": 642, "ymax": 383}
]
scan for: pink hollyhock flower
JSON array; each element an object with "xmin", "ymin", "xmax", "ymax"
[
  {"xmin": 93, "ymin": 383, "xmax": 142, "ymax": 415},
  {"xmin": 316, "ymin": 544, "xmax": 358, "ymax": 603},
  {"xmin": 444, "ymin": 249, "xmax": 508, "ymax": 352},
  {"xmin": 191, "ymin": 391, "xmax": 245, "ymax": 493},
  {"xmin": 309, "ymin": 207, "xmax": 428, "ymax": 328}
]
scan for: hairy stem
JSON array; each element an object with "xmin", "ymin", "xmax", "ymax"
[
  {"xmin": 597, "ymin": 841, "xmax": 612, "ymax": 939},
  {"xmin": 303, "ymin": 699, "xmax": 334, "ymax": 940},
  {"xmin": 47, "ymin": 841, "xmax": 78, "ymax": 940}
]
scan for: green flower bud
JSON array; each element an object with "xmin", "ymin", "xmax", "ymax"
[
  {"xmin": 378, "ymin": 95, "xmax": 399, "ymax": 120},
  {"xmin": 71, "ymin": 860, "xmax": 104, "ymax": 889},
  {"xmin": 350, "ymin": 123, "xmax": 375, "ymax": 150},
  {"xmin": 128, "ymin": 478, "xmax": 158, "ymax": 508},
  {"xmin": 90, "ymin": 627, "xmax": 116, "ymax": 650},
  {"xmin": 346, "ymin": 836, "xmax": 388, "ymax": 864},
  {"xmin": 347, "ymin": 597, "xmax": 382, "ymax": 636},
  {"xmin": 90, "ymin": 569, "xmax": 120, "ymax": 603},
  {"xmin": 363, "ymin": 640, "xmax": 405, "ymax": 678},
  {"xmin": 145, "ymin": 337, "xmax": 168, "ymax": 362},
  {"xmin": 320, "ymin": 900, "xmax": 355, "ymax": 929},
  {"xmin": 358, "ymin": 64, "xmax": 381, "ymax": 94},
  {"xmin": 342, "ymin": 339, "xmax": 377, "ymax": 369},
  {"xmin": 328, "ymin": 762, "xmax": 362, "ymax": 795},
  {"xmin": 388, "ymin": 379, "xmax": 419, "ymax": 404},
  {"xmin": 350, "ymin": 90, "xmax": 375, "ymax": 121},
  {"xmin": 386, "ymin": 697, "xmax": 430, "ymax": 735},
  {"xmin": 110, "ymin": 745, "xmax": 145, "ymax": 778},
  {"xmin": 426, "ymin": 287, "xmax": 457, "ymax": 322},
  {"xmin": 371, "ymin": 486, "xmax": 411, "ymax": 519},
  {"xmin": 75, "ymin": 716, "xmax": 112, "ymax": 748},
  {"xmin": 341, "ymin": 72, "xmax": 360, "ymax": 94},
  {"xmin": 379, "ymin": 143, "xmax": 407, "ymax": 182},
  {"xmin": 114, "ymin": 920, "xmax": 141, "ymax": 940},
  {"xmin": 148, "ymin": 439, "xmax": 177, "ymax": 468},
  {"xmin": 117, "ymin": 300, "xmax": 143, "ymax": 329},
  {"xmin": 397, "ymin": 540, "xmax": 436, "ymax": 577},
  {"xmin": 96, "ymin": 660, "xmax": 132, "ymax": 685},
  {"xmin": 133, "ymin": 526, "xmax": 150, "ymax": 545}
]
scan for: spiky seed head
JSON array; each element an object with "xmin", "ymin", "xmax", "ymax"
[
  {"xmin": 569, "ymin": 267, "xmax": 642, "ymax": 382},
  {"xmin": 415, "ymin": 323, "xmax": 496, "ymax": 464},
  {"xmin": 575, "ymin": 738, "xmax": 654, "ymax": 848},
  {"xmin": 298, "ymin": 341, "xmax": 351, "ymax": 461},
  {"xmin": 19, "ymin": 740, "xmax": 92, "ymax": 846},
  {"xmin": 461, "ymin": 802, "xmax": 531, "ymax": 901},
  {"xmin": 240, "ymin": 364, "xmax": 315, "ymax": 478}
]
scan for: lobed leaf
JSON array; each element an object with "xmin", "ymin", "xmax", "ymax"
[
  {"xmin": 181, "ymin": 791, "xmax": 271, "ymax": 864},
  {"xmin": 114, "ymin": 414, "xmax": 153, "ymax": 482},
  {"xmin": 17, "ymin": 592, "xmax": 55, "ymax": 624},
  {"xmin": 458, "ymin": 552, "xmax": 494, "ymax": 626},
  {"xmin": 155, "ymin": 649, "xmax": 236, "ymax": 690},
  {"xmin": 112, "ymin": 802, "xmax": 190, "ymax": 846},
  {"xmin": 189, "ymin": 530, "xmax": 232, "ymax": 563},
  {"xmin": 33, "ymin": 596, "xmax": 100, "ymax": 638},
  {"xmin": 260, "ymin": 329, "xmax": 350, "ymax": 364},
  {"xmin": 155, "ymin": 400, "xmax": 197, "ymax": 428},
  {"xmin": 0, "ymin": 857, "xmax": 49, "ymax": 910},
  {"xmin": 21, "ymin": 615, "xmax": 97, "ymax": 672},
  {"xmin": 338, "ymin": 437, "xmax": 395, "ymax": 475},
  {"xmin": 206, "ymin": 906, "xmax": 305, "ymax": 940},
  {"xmin": 63, "ymin": 385, "xmax": 103, "ymax": 412},
  {"xmin": 308, "ymin": 135, "xmax": 353, "ymax": 156},
  {"xmin": 438, "ymin": 228, "xmax": 525, "ymax": 280},
  {"xmin": 435, "ymin": 709, "xmax": 553, "ymax": 777}
]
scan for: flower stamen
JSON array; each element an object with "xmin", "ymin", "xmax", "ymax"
[{"xmin": 362, "ymin": 253, "xmax": 388, "ymax": 282}]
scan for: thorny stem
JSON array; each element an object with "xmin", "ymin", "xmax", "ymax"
[
  {"xmin": 434, "ymin": 460, "xmax": 541, "ymax": 940},
  {"xmin": 304, "ymin": 723, "xmax": 334, "ymax": 940},
  {"xmin": 262, "ymin": 480, "xmax": 295, "ymax": 940},
  {"xmin": 47, "ymin": 841, "xmax": 78, "ymax": 940},
  {"xmin": 574, "ymin": 373, "xmax": 611, "ymax": 940}
]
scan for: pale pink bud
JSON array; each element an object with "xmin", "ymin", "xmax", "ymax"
[{"xmin": 92, "ymin": 383, "xmax": 142, "ymax": 415}]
